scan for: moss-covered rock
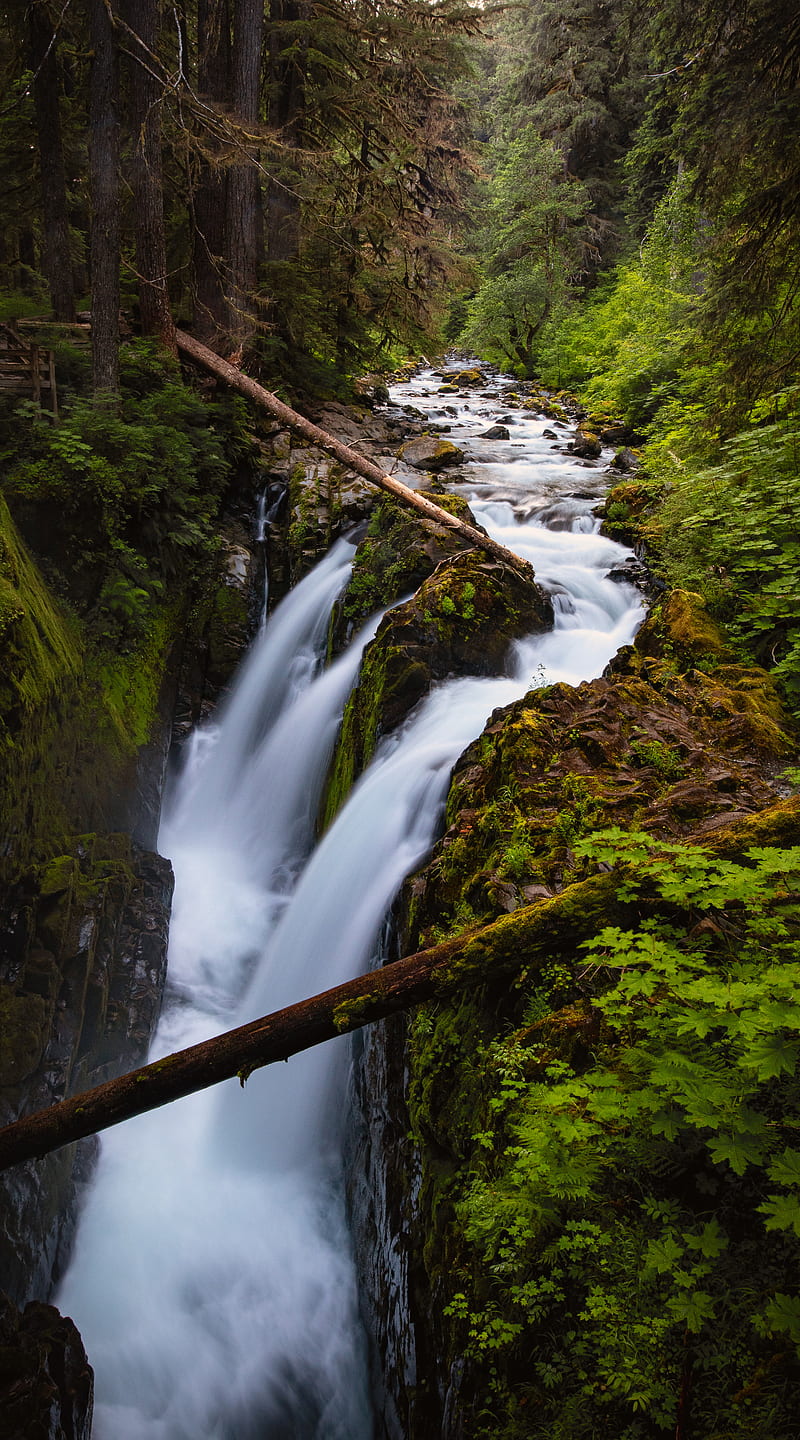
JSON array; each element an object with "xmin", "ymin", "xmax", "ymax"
[
  {"xmin": 599, "ymin": 475, "xmax": 661, "ymax": 544},
  {"xmin": 406, "ymin": 593, "xmax": 794, "ymax": 943},
  {"xmin": 397, "ymin": 437, "xmax": 466, "ymax": 472},
  {"xmin": 0, "ymin": 495, "xmax": 186, "ymax": 881},
  {"xmin": 323, "ymin": 549, "xmax": 553, "ymax": 827},
  {"xmin": 333, "ymin": 492, "xmax": 482, "ymax": 646}
]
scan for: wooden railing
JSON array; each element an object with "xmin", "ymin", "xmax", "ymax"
[{"xmin": 0, "ymin": 321, "xmax": 59, "ymax": 417}]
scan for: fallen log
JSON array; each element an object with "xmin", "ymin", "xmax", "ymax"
[
  {"xmin": 174, "ymin": 329, "xmax": 531, "ymax": 576},
  {"xmin": 0, "ymin": 874, "xmax": 623, "ymax": 1173}
]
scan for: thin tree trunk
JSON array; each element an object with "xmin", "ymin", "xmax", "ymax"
[
  {"xmin": 121, "ymin": 0, "xmax": 177, "ymax": 353},
  {"xmin": 226, "ymin": 0, "xmax": 264, "ymax": 350},
  {"xmin": 266, "ymin": 0, "xmax": 305, "ymax": 267},
  {"xmin": 0, "ymin": 873, "xmax": 621, "ymax": 1172},
  {"xmin": 89, "ymin": 0, "xmax": 121, "ymax": 396},
  {"xmin": 28, "ymin": 1, "xmax": 76, "ymax": 321},
  {"xmin": 191, "ymin": 0, "xmax": 231, "ymax": 345},
  {"xmin": 175, "ymin": 328, "xmax": 536, "ymax": 574}
]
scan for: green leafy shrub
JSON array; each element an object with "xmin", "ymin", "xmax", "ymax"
[
  {"xmin": 0, "ymin": 342, "xmax": 238, "ymax": 625},
  {"xmin": 537, "ymin": 171, "xmax": 710, "ymax": 436},
  {"xmin": 444, "ymin": 830, "xmax": 800, "ymax": 1437},
  {"xmin": 649, "ymin": 405, "xmax": 800, "ymax": 707}
]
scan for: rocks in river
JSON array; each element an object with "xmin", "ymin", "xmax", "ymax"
[
  {"xmin": 396, "ymin": 436, "xmax": 466, "ymax": 471},
  {"xmin": 542, "ymin": 428, "xmax": 558, "ymax": 440},
  {"xmin": 568, "ymin": 426, "xmax": 603, "ymax": 460},
  {"xmin": 352, "ymin": 373, "xmax": 390, "ymax": 407},
  {"xmin": 606, "ymin": 556, "xmax": 655, "ymax": 593},
  {"xmin": 599, "ymin": 423, "xmax": 630, "ymax": 444},
  {"xmin": 0, "ymin": 1292, "xmax": 93, "ymax": 1440},
  {"xmin": 331, "ymin": 492, "xmax": 479, "ymax": 651},
  {"xmin": 478, "ymin": 425, "xmax": 510, "ymax": 440}
]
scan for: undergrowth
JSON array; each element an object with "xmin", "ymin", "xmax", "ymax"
[{"xmin": 436, "ymin": 829, "xmax": 800, "ymax": 1438}]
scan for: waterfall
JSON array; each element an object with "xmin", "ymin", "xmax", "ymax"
[{"xmin": 57, "ymin": 365, "xmax": 645, "ymax": 1439}]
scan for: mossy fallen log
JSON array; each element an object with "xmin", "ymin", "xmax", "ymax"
[
  {"xmin": 174, "ymin": 330, "xmax": 532, "ymax": 576},
  {"xmin": 0, "ymin": 872, "xmax": 625, "ymax": 1172},
  {"xmin": 2, "ymin": 798, "xmax": 796, "ymax": 1173}
]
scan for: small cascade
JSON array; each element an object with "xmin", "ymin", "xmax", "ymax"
[{"xmin": 57, "ymin": 363, "xmax": 645, "ymax": 1439}]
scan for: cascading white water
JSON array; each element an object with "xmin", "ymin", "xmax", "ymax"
[{"xmin": 57, "ymin": 363, "xmax": 645, "ymax": 1439}]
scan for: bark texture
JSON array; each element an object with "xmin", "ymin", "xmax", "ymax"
[
  {"xmin": 89, "ymin": 0, "xmax": 121, "ymax": 395},
  {"xmin": 226, "ymin": 0, "xmax": 265, "ymax": 348},
  {"xmin": 28, "ymin": 2, "xmax": 75, "ymax": 322},
  {"xmin": 122, "ymin": 0, "xmax": 177, "ymax": 352},
  {"xmin": 192, "ymin": 0, "xmax": 232, "ymax": 345}
]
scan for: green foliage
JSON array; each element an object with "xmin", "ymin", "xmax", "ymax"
[
  {"xmin": 459, "ymin": 129, "xmax": 591, "ymax": 377},
  {"xmin": 649, "ymin": 407, "xmax": 800, "ymax": 705},
  {"xmin": 0, "ymin": 343, "xmax": 236, "ymax": 633},
  {"xmin": 628, "ymin": 737, "xmax": 684, "ymax": 779},
  {"xmin": 441, "ymin": 830, "xmax": 800, "ymax": 1436},
  {"xmin": 552, "ymin": 772, "xmax": 601, "ymax": 847},
  {"xmin": 537, "ymin": 171, "xmax": 709, "ymax": 431}
]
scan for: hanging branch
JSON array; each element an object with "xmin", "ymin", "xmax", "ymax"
[
  {"xmin": 174, "ymin": 329, "xmax": 535, "ymax": 576},
  {"xmin": 0, "ymin": 874, "xmax": 622, "ymax": 1173}
]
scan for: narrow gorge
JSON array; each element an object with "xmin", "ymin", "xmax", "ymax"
[{"xmin": 4, "ymin": 349, "xmax": 797, "ymax": 1437}]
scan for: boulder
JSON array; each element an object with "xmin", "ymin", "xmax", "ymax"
[
  {"xmin": 479, "ymin": 425, "xmax": 510, "ymax": 440},
  {"xmin": 610, "ymin": 446, "xmax": 640, "ymax": 473},
  {"xmin": 323, "ymin": 549, "xmax": 553, "ymax": 825},
  {"xmin": 397, "ymin": 437, "xmax": 466, "ymax": 471},
  {"xmin": 568, "ymin": 428, "xmax": 603, "ymax": 460},
  {"xmin": 352, "ymin": 374, "xmax": 390, "ymax": 407}
]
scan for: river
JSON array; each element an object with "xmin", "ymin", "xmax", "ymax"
[{"xmin": 57, "ymin": 363, "xmax": 645, "ymax": 1438}]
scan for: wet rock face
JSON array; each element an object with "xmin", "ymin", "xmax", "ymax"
[
  {"xmin": 256, "ymin": 401, "xmax": 427, "ymax": 589},
  {"xmin": 0, "ymin": 836, "xmax": 173, "ymax": 1305},
  {"xmin": 0, "ymin": 1290, "xmax": 93, "ymax": 1440},
  {"xmin": 345, "ymin": 1009, "xmax": 420, "ymax": 1440}
]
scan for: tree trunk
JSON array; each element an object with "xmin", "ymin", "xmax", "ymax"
[
  {"xmin": 121, "ymin": 0, "xmax": 177, "ymax": 353},
  {"xmin": 226, "ymin": 0, "xmax": 265, "ymax": 351},
  {"xmin": 266, "ymin": 0, "xmax": 305, "ymax": 268},
  {"xmin": 28, "ymin": 1, "xmax": 76, "ymax": 321},
  {"xmin": 191, "ymin": 0, "xmax": 232, "ymax": 345},
  {"xmin": 174, "ymin": 328, "xmax": 537, "ymax": 575},
  {"xmin": 89, "ymin": 0, "xmax": 121, "ymax": 396},
  {"xmin": 0, "ymin": 874, "xmax": 622, "ymax": 1172}
]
